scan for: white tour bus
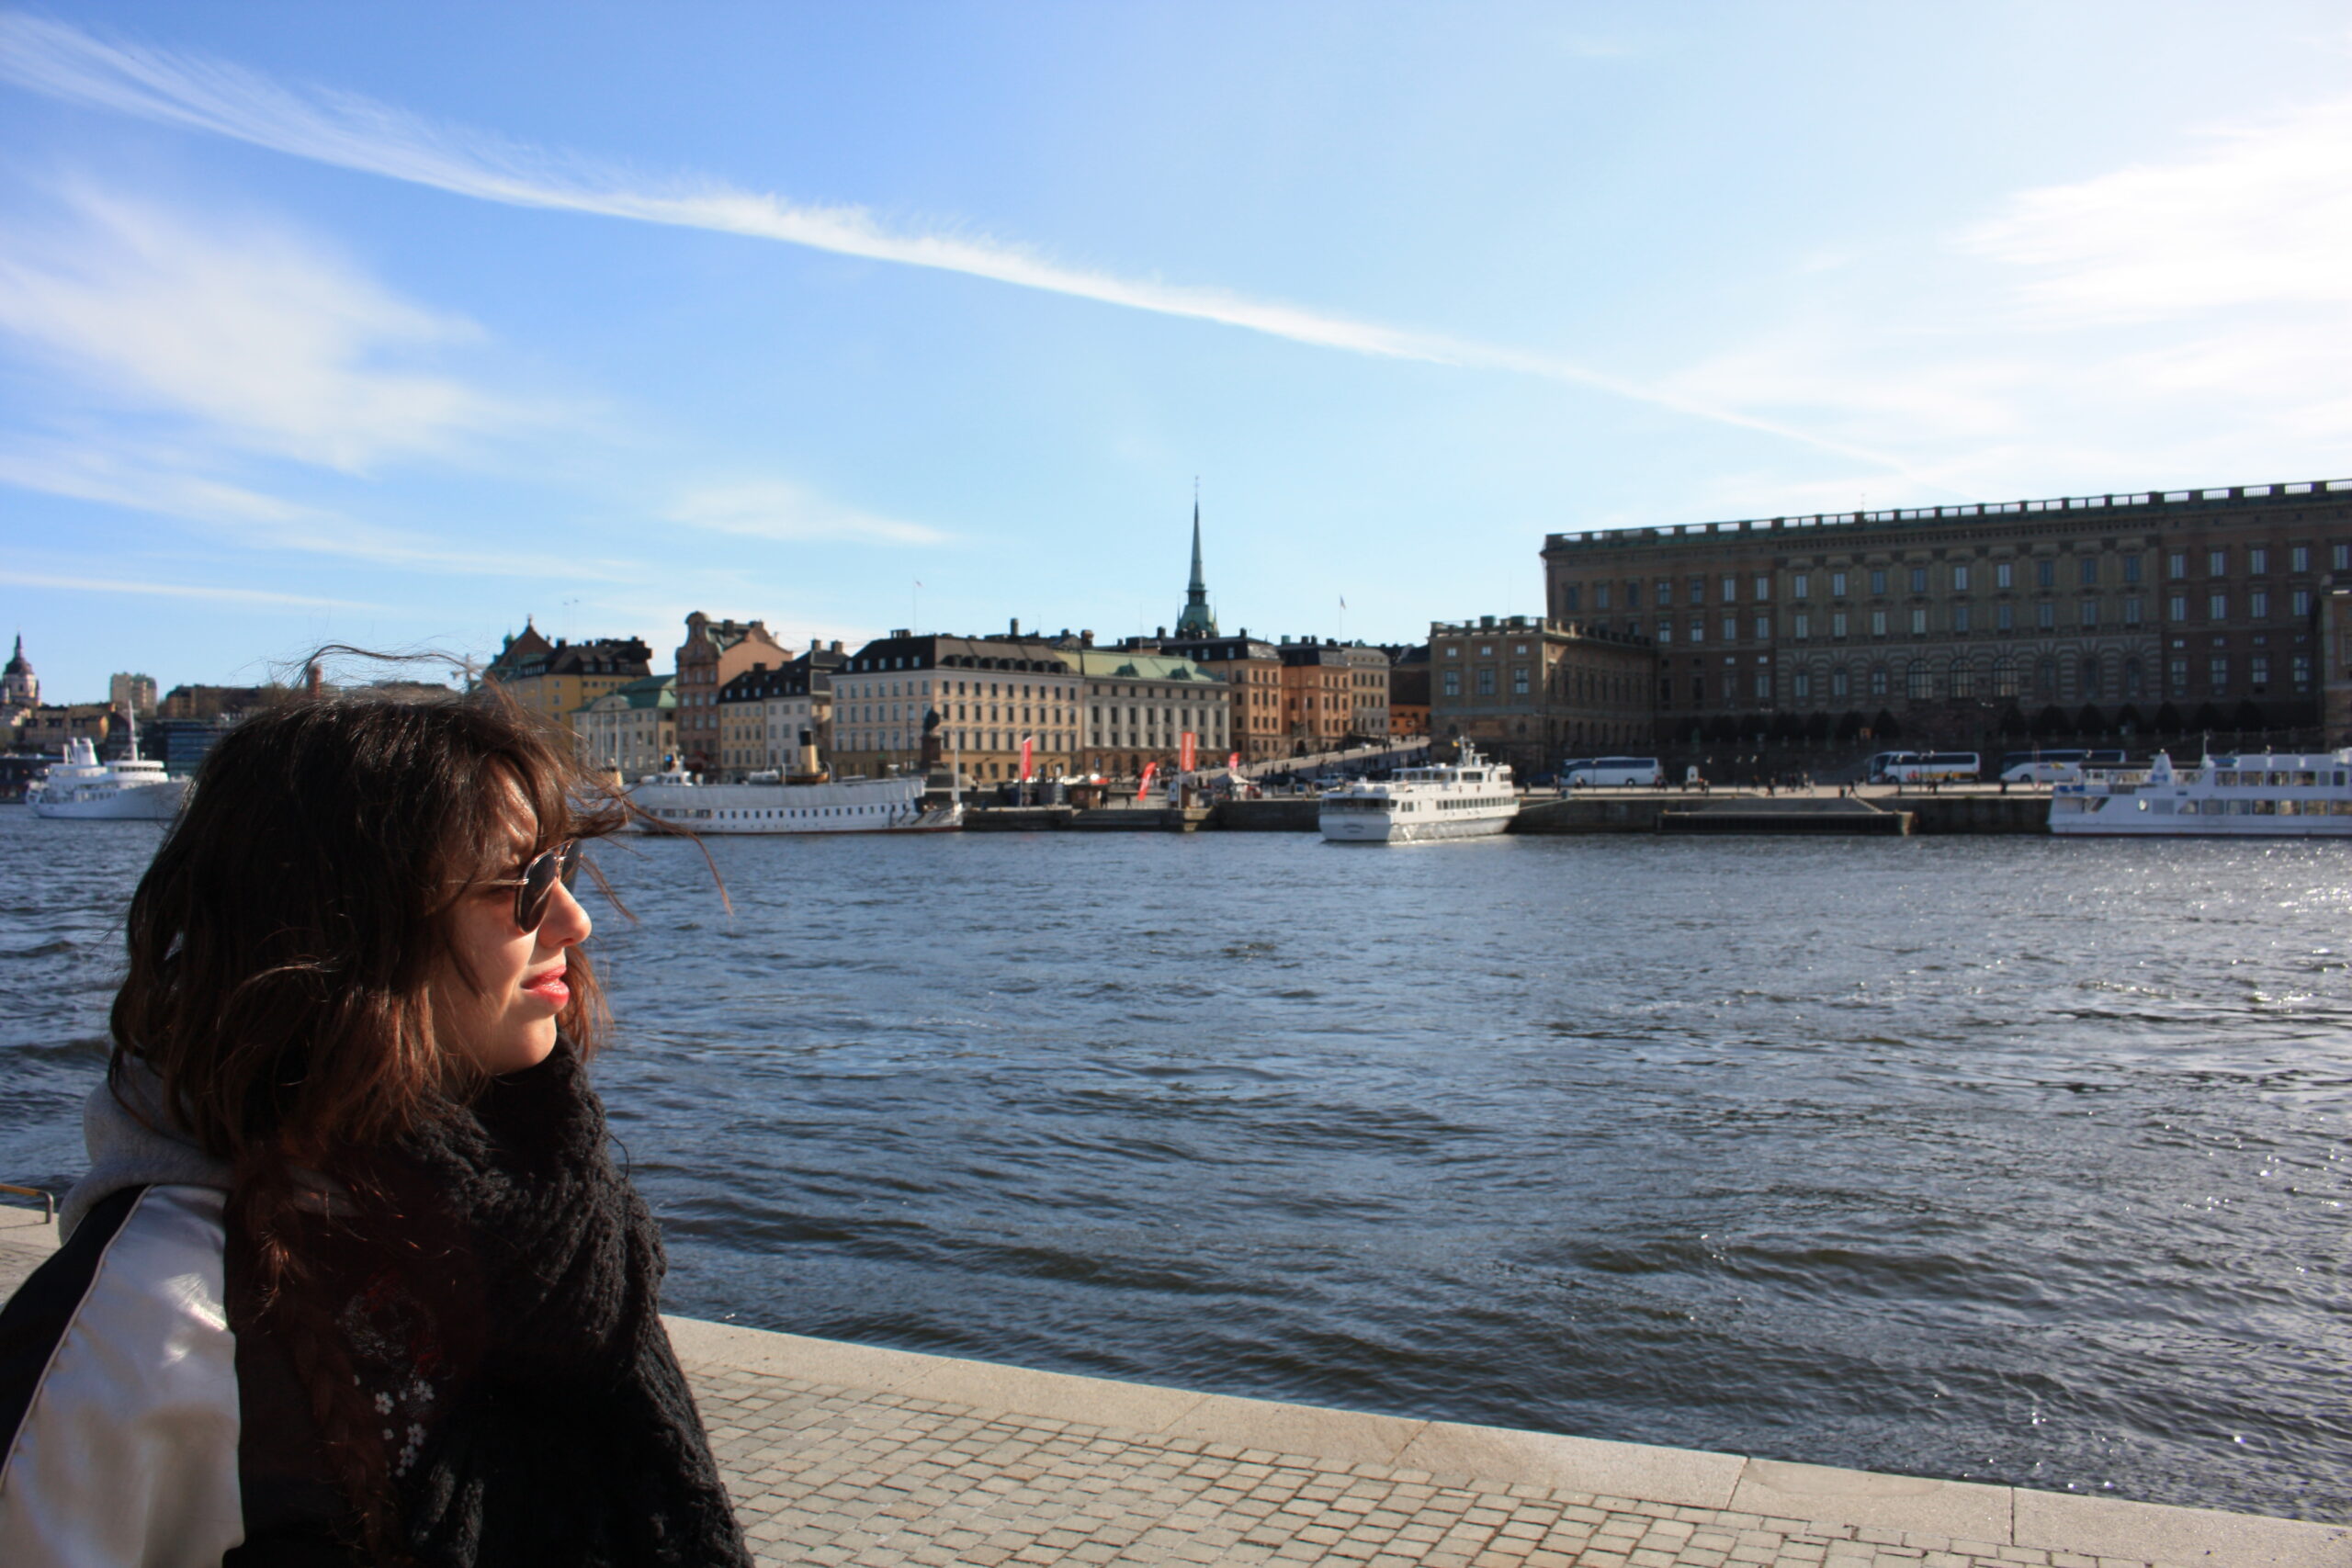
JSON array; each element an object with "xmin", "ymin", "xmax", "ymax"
[
  {"xmin": 1561, "ymin": 756, "xmax": 1666, "ymax": 788},
  {"xmin": 1873, "ymin": 751, "xmax": 1981, "ymax": 784},
  {"xmin": 1996, "ymin": 749, "xmax": 2125, "ymax": 784}
]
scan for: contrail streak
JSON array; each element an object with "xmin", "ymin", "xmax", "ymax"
[{"xmin": 0, "ymin": 12, "xmax": 1918, "ymax": 475}]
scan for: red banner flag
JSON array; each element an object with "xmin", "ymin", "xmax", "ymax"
[
  {"xmin": 1179, "ymin": 731, "xmax": 1197, "ymax": 773},
  {"xmin": 1227, "ymin": 751, "xmax": 1240, "ymax": 773},
  {"xmin": 1136, "ymin": 761, "xmax": 1158, "ymax": 801},
  {"xmin": 1020, "ymin": 736, "xmax": 1035, "ymax": 782}
]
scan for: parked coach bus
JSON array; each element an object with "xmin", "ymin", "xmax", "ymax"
[
  {"xmin": 1996, "ymin": 749, "xmax": 2126, "ymax": 784},
  {"xmin": 1561, "ymin": 756, "xmax": 1667, "ymax": 788},
  {"xmin": 1872, "ymin": 751, "xmax": 1981, "ymax": 784}
]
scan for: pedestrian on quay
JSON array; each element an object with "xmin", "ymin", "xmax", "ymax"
[{"xmin": 0, "ymin": 688, "xmax": 751, "ymax": 1567}]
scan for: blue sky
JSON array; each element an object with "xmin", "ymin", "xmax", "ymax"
[{"xmin": 3, "ymin": 3, "xmax": 2350, "ymax": 701}]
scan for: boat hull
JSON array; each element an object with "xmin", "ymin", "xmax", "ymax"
[
  {"xmin": 625, "ymin": 775, "xmax": 955, "ymax": 834},
  {"xmin": 28, "ymin": 782, "xmax": 186, "ymax": 820},
  {"xmin": 2051, "ymin": 815, "xmax": 2352, "ymax": 838},
  {"xmin": 1320, "ymin": 810, "xmax": 1516, "ymax": 842}
]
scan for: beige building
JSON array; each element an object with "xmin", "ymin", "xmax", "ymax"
[
  {"xmin": 1060, "ymin": 648, "xmax": 1230, "ymax": 780},
  {"xmin": 575, "ymin": 675, "xmax": 676, "ymax": 779},
  {"xmin": 108, "ymin": 673, "xmax": 157, "ymax": 716},
  {"xmin": 1543, "ymin": 477, "xmax": 2352, "ymax": 746},
  {"xmin": 1429, "ymin": 615, "xmax": 1656, "ymax": 774},
  {"xmin": 833, "ymin": 627, "xmax": 1081, "ymax": 783},
  {"xmin": 17, "ymin": 703, "xmax": 125, "ymax": 758}
]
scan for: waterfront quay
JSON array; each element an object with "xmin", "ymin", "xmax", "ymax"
[
  {"xmin": 0, "ymin": 1212, "xmax": 2336, "ymax": 1568},
  {"xmin": 964, "ymin": 786, "xmax": 2051, "ymax": 835}
]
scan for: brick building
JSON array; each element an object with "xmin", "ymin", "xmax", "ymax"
[
  {"xmin": 1543, "ymin": 477, "xmax": 2352, "ymax": 750},
  {"xmin": 2324, "ymin": 585, "xmax": 2352, "ymax": 750},
  {"xmin": 1386, "ymin": 646, "xmax": 1430, "ymax": 737},
  {"xmin": 159, "ymin": 684, "xmax": 274, "ymax": 720},
  {"xmin": 674, "ymin": 614, "xmax": 790, "ymax": 773}
]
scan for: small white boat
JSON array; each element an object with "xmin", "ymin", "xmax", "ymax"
[
  {"xmin": 28, "ymin": 734, "xmax": 186, "ymax": 821},
  {"xmin": 2049, "ymin": 750, "xmax": 2352, "ymax": 837},
  {"xmin": 624, "ymin": 767, "xmax": 961, "ymax": 834},
  {"xmin": 1319, "ymin": 745, "xmax": 1519, "ymax": 843}
]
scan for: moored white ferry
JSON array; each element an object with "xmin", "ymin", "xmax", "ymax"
[
  {"xmin": 28, "ymin": 736, "xmax": 187, "ymax": 821},
  {"xmin": 2049, "ymin": 750, "xmax": 2352, "ymax": 837},
  {"xmin": 1319, "ymin": 745, "xmax": 1519, "ymax": 843},
  {"xmin": 625, "ymin": 768, "xmax": 960, "ymax": 834}
]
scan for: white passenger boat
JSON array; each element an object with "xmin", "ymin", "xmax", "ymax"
[
  {"xmin": 1319, "ymin": 745, "xmax": 1520, "ymax": 843},
  {"xmin": 28, "ymin": 734, "xmax": 186, "ymax": 820},
  {"xmin": 625, "ymin": 768, "xmax": 961, "ymax": 834},
  {"xmin": 2048, "ymin": 750, "xmax": 2352, "ymax": 837}
]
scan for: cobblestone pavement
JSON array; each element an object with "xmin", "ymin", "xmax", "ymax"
[{"xmin": 687, "ymin": 1363, "xmax": 2156, "ymax": 1568}]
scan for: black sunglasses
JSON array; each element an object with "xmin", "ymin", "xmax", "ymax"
[{"xmin": 500, "ymin": 841, "xmax": 582, "ymax": 932}]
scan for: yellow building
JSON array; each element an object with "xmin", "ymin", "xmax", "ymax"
[{"xmin": 483, "ymin": 621, "xmax": 653, "ymax": 735}]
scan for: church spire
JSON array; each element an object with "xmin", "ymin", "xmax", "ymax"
[{"xmin": 1174, "ymin": 485, "xmax": 1217, "ymax": 637}]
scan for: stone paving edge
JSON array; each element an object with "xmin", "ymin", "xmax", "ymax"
[{"xmin": 662, "ymin": 1314, "xmax": 2352, "ymax": 1568}]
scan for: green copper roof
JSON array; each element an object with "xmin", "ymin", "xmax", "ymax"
[
  {"xmin": 574, "ymin": 673, "xmax": 676, "ymax": 714},
  {"xmin": 1055, "ymin": 649, "xmax": 1219, "ymax": 682}
]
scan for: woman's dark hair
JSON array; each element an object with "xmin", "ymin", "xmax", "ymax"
[{"xmin": 112, "ymin": 689, "xmax": 621, "ymax": 1170}]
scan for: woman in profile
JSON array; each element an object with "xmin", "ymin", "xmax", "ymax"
[{"xmin": 0, "ymin": 691, "xmax": 750, "ymax": 1566}]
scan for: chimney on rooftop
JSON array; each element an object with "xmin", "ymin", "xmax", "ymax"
[
  {"xmin": 1080, "ymin": 629, "xmax": 1094, "ymax": 647},
  {"xmin": 829, "ymin": 640, "xmax": 843, "ymax": 654},
  {"xmin": 1009, "ymin": 617, "xmax": 1021, "ymax": 637},
  {"xmin": 891, "ymin": 628, "xmax": 910, "ymax": 638}
]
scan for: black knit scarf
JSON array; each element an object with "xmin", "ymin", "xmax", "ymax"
[{"xmin": 230, "ymin": 1043, "xmax": 751, "ymax": 1568}]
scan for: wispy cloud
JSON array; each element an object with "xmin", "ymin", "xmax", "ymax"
[
  {"xmin": 0, "ymin": 11, "xmax": 1914, "ymax": 477},
  {"xmin": 1962, "ymin": 98, "xmax": 2352, "ymax": 323},
  {"xmin": 1660, "ymin": 85, "xmax": 2352, "ymax": 503},
  {"xmin": 0, "ymin": 177, "xmax": 516, "ymax": 470},
  {"xmin": 0, "ymin": 568, "xmax": 383, "ymax": 610},
  {"xmin": 664, "ymin": 479, "xmax": 950, "ymax": 547},
  {"xmin": 0, "ymin": 434, "xmax": 646, "ymax": 581}
]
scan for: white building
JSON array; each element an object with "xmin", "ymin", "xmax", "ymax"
[
  {"xmin": 574, "ymin": 674, "xmax": 675, "ymax": 778},
  {"xmin": 1062, "ymin": 648, "xmax": 1231, "ymax": 779}
]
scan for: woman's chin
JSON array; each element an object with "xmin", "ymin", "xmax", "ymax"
[{"xmin": 476, "ymin": 1021, "xmax": 560, "ymax": 1077}]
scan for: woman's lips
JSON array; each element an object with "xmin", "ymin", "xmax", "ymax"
[{"xmin": 522, "ymin": 969, "xmax": 571, "ymax": 1008}]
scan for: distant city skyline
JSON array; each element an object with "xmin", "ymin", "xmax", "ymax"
[{"xmin": 3, "ymin": 4, "xmax": 2350, "ymax": 699}]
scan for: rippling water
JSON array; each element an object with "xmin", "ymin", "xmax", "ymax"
[{"xmin": 4, "ymin": 807, "xmax": 2348, "ymax": 1520}]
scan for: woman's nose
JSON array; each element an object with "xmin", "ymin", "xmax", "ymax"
[{"xmin": 539, "ymin": 875, "xmax": 593, "ymax": 949}]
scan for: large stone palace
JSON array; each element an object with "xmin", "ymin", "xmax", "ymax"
[{"xmin": 1539, "ymin": 477, "xmax": 2352, "ymax": 748}]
